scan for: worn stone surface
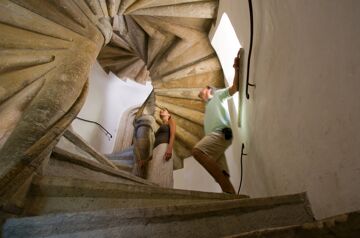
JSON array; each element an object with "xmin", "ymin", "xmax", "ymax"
[
  {"xmin": 22, "ymin": 174, "xmax": 246, "ymax": 216},
  {"xmin": 63, "ymin": 129, "xmax": 118, "ymax": 169},
  {"xmin": 50, "ymin": 147, "xmax": 154, "ymax": 186},
  {"xmin": 107, "ymin": 146, "xmax": 135, "ymax": 168},
  {"xmin": 3, "ymin": 193, "xmax": 313, "ymax": 238},
  {"xmin": 44, "ymin": 155, "xmax": 134, "ymax": 185},
  {"xmin": 225, "ymin": 211, "xmax": 360, "ymax": 238},
  {"xmin": 0, "ymin": 0, "xmax": 108, "ymax": 205}
]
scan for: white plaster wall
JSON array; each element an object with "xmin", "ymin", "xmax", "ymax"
[
  {"xmin": 176, "ymin": 0, "xmax": 360, "ymax": 220},
  {"xmin": 71, "ymin": 61, "xmax": 152, "ymax": 154},
  {"xmin": 244, "ymin": 0, "xmax": 360, "ymax": 219}
]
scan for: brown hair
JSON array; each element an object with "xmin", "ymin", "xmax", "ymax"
[
  {"xmin": 206, "ymin": 85, "xmax": 216, "ymax": 95},
  {"xmin": 160, "ymin": 108, "xmax": 171, "ymax": 119}
]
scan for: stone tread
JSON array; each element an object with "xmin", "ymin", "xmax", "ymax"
[
  {"xmin": 29, "ymin": 175, "xmax": 247, "ymax": 201},
  {"xmin": 224, "ymin": 211, "xmax": 360, "ymax": 238},
  {"xmin": 3, "ymin": 193, "xmax": 314, "ymax": 238},
  {"xmin": 51, "ymin": 147, "xmax": 154, "ymax": 186}
]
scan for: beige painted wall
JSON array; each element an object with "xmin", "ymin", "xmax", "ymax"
[{"xmin": 175, "ymin": 0, "xmax": 360, "ymax": 220}]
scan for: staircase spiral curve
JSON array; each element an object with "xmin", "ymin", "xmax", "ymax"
[
  {"xmin": 97, "ymin": 0, "xmax": 225, "ymax": 159},
  {"xmin": 0, "ymin": 0, "xmax": 224, "ymax": 203}
]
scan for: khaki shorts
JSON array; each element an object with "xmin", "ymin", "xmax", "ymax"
[{"xmin": 194, "ymin": 131, "xmax": 232, "ymax": 174}]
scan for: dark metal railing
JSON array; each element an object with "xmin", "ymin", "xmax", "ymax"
[
  {"xmin": 75, "ymin": 116, "xmax": 113, "ymax": 140},
  {"xmin": 246, "ymin": 0, "xmax": 256, "ymax": 99},
  {"xmin": 237, "ymin": 143, "xmax": 247, "ymax": 194}
]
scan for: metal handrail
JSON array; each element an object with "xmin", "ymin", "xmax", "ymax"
[
  {"xmin": 75, "ymin": 116, "xmax": 113, "ymax": 140},
  {"xmin": 246, "ymin": 0, "xmax": 256, "ymax": 99}
]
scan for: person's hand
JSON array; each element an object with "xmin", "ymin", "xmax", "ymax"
[
  {"xmin": 233, "ymin": 56, "xmax": 240, "ymax": 69},
  {"xmin": 163, "ymin": 147, "xmax": 172, "ymax": 161},
  {"xmin": 233, "ymin": 48, "xmax": 242, "ymax": 69},
  {"xmin": 237, "ymin": 48, "xmax": 242, "ymax": 57}
]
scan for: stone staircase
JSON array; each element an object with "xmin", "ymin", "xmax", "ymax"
[
  {"xmin": 1, "ymin": 145, "xmax": 316, "ymax": 237},
  {"xmin": 1, "ymin": 1, "xmax": 360, "ymax": 237},
  {"xmin": 1, "ymin": 141, "xmax": 318, "ymax": 237},
  {"xmin": 2, "ymin": 144, "xmax": 360, "ymax": 237},
  {"xmin": 0, "ymin": 0, "xmax": 222, "ymax": 185},
  {"xmin": 96, "ymin": 0, "xmax": 223, "ymax": 160},
  {"xmin": 3, "ymin": 194, "xmax": 313, "ymax": 238}
]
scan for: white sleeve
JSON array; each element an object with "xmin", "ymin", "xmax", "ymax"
[{"xmin": 216, "ymin": 88, "xmax": 231, "ymax": 101}]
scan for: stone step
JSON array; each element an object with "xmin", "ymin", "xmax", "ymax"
[
  {"xmin": 125, "ymin": 0, "xmax": 208, "ymax": 14},
  {"xmin": 105, "ymin": 147, "xmax": 135, "ymax": 172},
  {"xmin": 146, "ymin": 33, "xmax": 175, "ymax": 71},
  {"xmin": 135, "ymin": 64, "xmax": 149, "ymax": 84},
  {"xmin": 154, "ymin": 54, "xmax": 221, "ymax": 83},
  {"xmin": 124, "ymin": 16, "xmax": 148, "ymax": 63},
  {"xmin": 62, "ymin": 130, "xmax": 118, "ymax": 170},
  {"xmin": 0, "ymin": 52, "xmax": 54, "ymax": 74},
  {"xmin": 172, "ymin": 152, "xmax": 184, "ymax": 170},
  {"xmin": 23, "ymin": 175, "xmax": 246, "ymax": 215},
  {"xmin": 118, "ymin": 0, "xmax": 138, "ymax": 14},
  {"xmin": 225, "ymin": 211, "xmax": 360, "ymax": 238},
  {"xmin": 130, "ymin": 1, "xmax": 218, "ymax": 19},
  {"xmin": 106, "ymin": 0, "xmax": 121, "ymax": 17},
  {"xmin": 98, "ymin": 34, "xmax": 133, "ymax": 57},
  {"xmin": 0, "ymin": 61, "xmax": 55, "ymax": 105},
  {"xmin": 117, "ymin": 58, "xmax": 145, "ymax": 80},
  {"xmin": 109, "ymin": 33, "xmax": 133, "ymax": 52},
  {"xmin": 5, "ymin": 0, "xmax": 104, "ymax": 40},
  {"xmin": 111, "ymin": 162, "xmax": 133, "ymax": 173},
  {"xmin": 138, "ymin": 15, "xmax": 205, "ymax": 44},
  {"xmin": 0, "ymin": 78, "xmax": 45, "ymax": 158},
  {"xmin": 156, "ymin": 16, "xmax": 212, "ymax": 32},
  {"xmin": 173, "ymin": 139, "xmax": 192, "ymax": 159},
  {"xmin": 154, "ymin": 87, "xmax": 203, "ymax": 103},
  {"xmin": 83, "ymin": 0, "xmax": 108, "ymax": 17},
  {"xmin": 108, "ymin": 57, "xmax": 140, "ymax": 76},
  {"xmin": 131, "ymin": 16, "xmax": 174, "ymax": 67},
  {"xmin": 4, "ymin": 193, "xmax": 313, "ymax": 238},
  {"xmin": 106, "ymin": 146, "xmax": 135, "ymax": 167},
  {"xmin": 0, "ymin": 0, "xmax": 79, "ymax": 43},
  {"xmin": 155, "ymin": 97, "xmax": 204, "ymax": 125},
  {"xmin": 151, "ymin": 40, "xmax": 215, "ymax": 80},
  {"xmin": 98, "ymin": 54, "xmax": 137, "ymax": 68},
  {"xmin": 47, "ymin": 148, "xmax": 154, "ymax": 186}
]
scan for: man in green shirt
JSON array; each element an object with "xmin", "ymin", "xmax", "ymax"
[{"xmin": 192, "ymin": 51, "xmax": 241, "ymax": 194}]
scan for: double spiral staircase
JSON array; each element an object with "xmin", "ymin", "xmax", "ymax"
[{"xmin": 0, "ymin": 0, "xmax": 359, "ymax": 237}]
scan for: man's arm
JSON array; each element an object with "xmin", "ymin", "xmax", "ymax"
[
  {"xmin": 164, "ymin": 117, "xmax": 176, "ymax": 161},
  {"xmin": 229, "ymin": 49, "xmax": 243, "ymax": 96}
]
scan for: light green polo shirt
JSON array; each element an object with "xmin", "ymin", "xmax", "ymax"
[{"xmin": 204, "ymin": 88, "xmax": 231, "ymax": 135}]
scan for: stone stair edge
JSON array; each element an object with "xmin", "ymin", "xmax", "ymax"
[
  {"xmin": 51, "ymin": 147, "xmax": 155, "ymax": 186},
  {"xmin": 31, "ymin": 175, "xmax": 247, "ymax": 200},
  {"xmin": 6, "ymin": 192, "xmax": 311, "ymax": 225},
  {"xmin": 223, "ymin": 210, "xmax": 360, "ymax": 238}
]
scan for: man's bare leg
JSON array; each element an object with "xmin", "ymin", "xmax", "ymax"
[{"xmin": 192, "ymin": 148, "xmax": 236, "ymax": 194}]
